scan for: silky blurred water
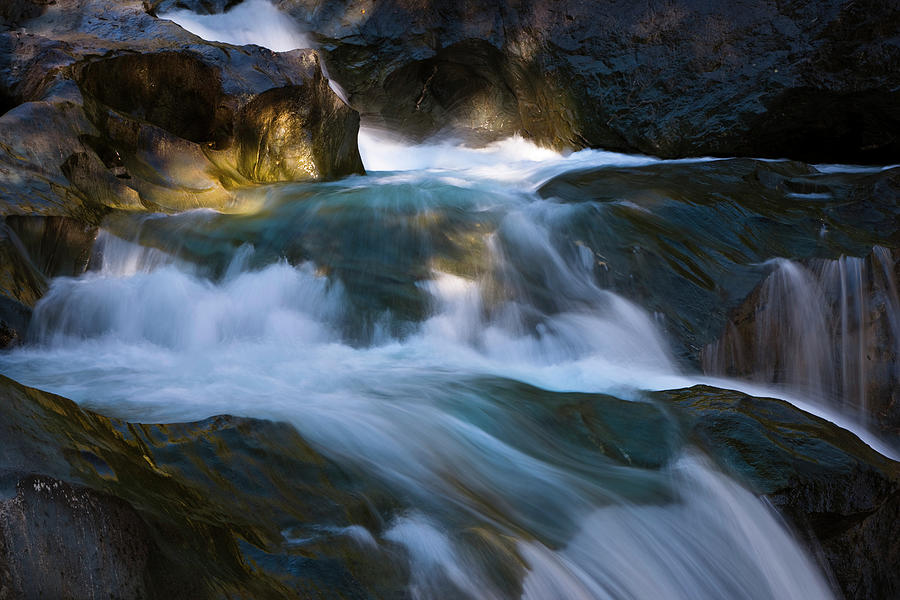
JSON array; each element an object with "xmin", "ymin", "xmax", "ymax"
[{"xmin": 0, "ymin": 128, "xmax": 865, "ymax": 599}]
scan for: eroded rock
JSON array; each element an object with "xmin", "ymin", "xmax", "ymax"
[{"xmin": 0, "ymin": 0, "xmax": 364, "ymax": 221}]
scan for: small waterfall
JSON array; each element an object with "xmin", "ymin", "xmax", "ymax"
[
  {"xmin": 703, "ymin": 248, "xmax": 900, "ymax": 424},
  {"xmin": 160, "ymin": 0, "xmax": 312, "ymax": 52},
  {"xmin": 91, "ymin": 229, "xmax": 174, "ymax": 277}
]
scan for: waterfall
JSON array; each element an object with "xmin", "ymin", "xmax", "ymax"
[
  {"xmin": 703, "ymin": 248, "xmax": 900, "ymax": 423},
  {"xmin": 0, "ymin": 134, "xmax": 844, "ymax": 598}
]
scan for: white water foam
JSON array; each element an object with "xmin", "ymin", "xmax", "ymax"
[
  {"xmin": 357, "ymin": 128, "xmax": 720, "ymax": 188},
  {"xmin": 161, "ymin": 0, "xmax": 311, "ymax": 52},
  {"xmin": 0, "ymin": 132, "xmax": 884, "ymax": 598}
]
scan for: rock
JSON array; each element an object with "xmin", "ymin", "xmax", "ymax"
[
  {"xmin": 472, "ymin": 378, "xmax": 900, "ymax": 600},
  {"xmin": 536, "ymin": 159, "xmax": 900, "ymax": 366},
  {"xmin": 0, "ymin": 476, "xmax": 161, "ymax": 599},
  {"xmin": 264, "ymin": 0, "xmax": 900, "ymax": 162},
  {"xmin": 1, "ymin": 370, "xmax": 897, "ymax": 598},
  {"xmin": 0, "ymin": 373, "xmax": 406, "ymax": 598},
  {"xmin": 702, "ymin": 246, "xmax": 900, "ymax": 435},
  {"xmin": 0, "ymin": 0, "xmax": 47, "ymax": 28},
  {"xmin": 0, "ymin": 215, "xmax": 97, "ymax": 345},
  {"xmin": 234, "ymin": 82, "xmax": 363, "ymax": 182},
  {"xmin": 0, "ymin": 0, "xmax": 364, "ymax": 221},
  {"xmin": 0, "ymin": 221, "xmax": 43, "ymax": 347},
  {"xmin": 660, "ymin": 385, "xmax": 900, "ymax": 600}
]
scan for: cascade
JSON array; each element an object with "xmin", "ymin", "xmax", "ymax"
[
  {"xmin": 703, "ymin": 249, "xmax": 900, "ymax": 423},
  {"xmin": 2, "ymin": 2, "xmax": 898, "ymax": 598}
]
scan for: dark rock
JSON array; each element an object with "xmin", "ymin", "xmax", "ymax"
[
  {"xmin": 0, "ymin": 216, "xmax": 96, "ymax": 345},
  {"xmin": 0, "ymin": 220, "xmax": 45, "ymax": 309},
  {"xmin": 5, "ymin": 215, "xmax": 97, "ymax": 278},
  {"xmin": 77, "ymin": 51, "xmax": 231, "ymax": 147},
  {"xmin": 0, "ymin": 475, "xmax": 159, "ymax": 599},
  {"xmin": 269, "ymin": 0, "xmax": 900, "ymax": 162},
  {"xmin": 536, "ymin": 159, "xmax": 900, "ymax": 366},
  {"xmin": 348, "ymin": 37, "xmax": 580, "ymax": 147},
  {"xmin": 702, "ymin": 246, "xmax": 900, "ymax": 435},
  {"xmin": 0, "ymin": 298, "xmax": 29, "ymax": 348},
  {"xmin": 0, "ymin": 221, "xmax": 43, "ymax": 347},
  {"xmin": 458, "ymin": 378, "xmax": 900, "ymax": 599},
  {"xmin": 0, "ymin": 0, "xmax": 47, "ymax": 28},
  {"xmin": 0, "ymin": 373, "xmax": 406, "ymax": 598}
]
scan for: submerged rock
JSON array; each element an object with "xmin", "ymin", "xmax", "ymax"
[{"xmin": 0, "ymin": 0, "xmax": 364, "ymax": 221}]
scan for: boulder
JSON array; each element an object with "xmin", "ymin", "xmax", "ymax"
[
  {"xmin": 536, "ymin": 159, "xmax": 900, "ymax": 366},
  {"xmin": 702, "ymin": 246, "xmax": 900, "ymax": 435},
  {"xmin": 460, "ymin": 378, "xmax": 900, "ymax": 600},
  {"xmin": 0, "ymin": 373, "xmax": 406, "ymax": 598},
  {"xmin": 263, "ymin": 0, "xmax": 900, "ymax": 162},
  {"xmin": 661, "ymin": 385, "xmax": 900, "ymax": 600},
  {"xmin": 0, "ymin": 0, "xmax": 364, "ymax": 221}
]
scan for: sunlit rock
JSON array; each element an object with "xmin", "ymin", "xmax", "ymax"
[{"xmin": 0, "ymin": 0, "xmax": 364, "ymax": 220}]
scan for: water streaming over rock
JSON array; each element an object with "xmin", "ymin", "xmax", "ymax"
[
  {"xmin": 2, "ymin": 3, "xmax": 897, "ymax": 598},
  {"xmin": 0, "ymin": 128, "xmax": 855, "ymax": 599},
  {"xmin": 161, "ymin": 0, "xmax": 312, "ymax": 52},
  {"xmin": 703, "ymin": 248, "xmax": 900, "ymax": 426}
]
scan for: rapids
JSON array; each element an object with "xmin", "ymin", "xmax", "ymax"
[
  {"xmin": 3, "ymin": 128, "xmax": 891, "ymax": 599},
  {"xmin": 2, "ymin": 2, "xmax": 897, "ymax": 597}
]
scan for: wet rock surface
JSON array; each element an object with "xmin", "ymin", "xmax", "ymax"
[
  {"xmin": 0, "ymin": 216, "xmax": 96, "ymax": 346},
  {"xmin": 661, "ymin": 385, "xmax": 900, "ymax": 600},
  {"xmin": 2, "ymin": 2, "xmax": 899, "ymax": 598},
  {"xmin": 517, "ymin": 377, "xmax": 900, "ymax": 600},
  {"xmin": 703, "ymin": 247, "xmax": 900, "ymax": 435},
  {"xmin": 537, "ymin": 160, "xmax": 900, "ymax": 366},
  {"xmin": 1, "ymin": 371, "xmax": 897, "ymax": 599},
  {"xmin": 247, "ymin": 0, "xmax": 900, "ymax": 162},
  {"xmin": 0, "ymin": 374, "xmax": 407, "ymax": 599},
  {"xmin": 0, "ymin": 0, "xmax": 363, "ymax": 222},
  {"xmin": 0, "ymin": 476, "xmax": 164, "ymax": 600}
]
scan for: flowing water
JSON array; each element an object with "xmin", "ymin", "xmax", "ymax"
[
  {"xmin": 2, "ymin": 129, "xmax": 869, "ymax": 599},
  {"xmin": 161, "ymin": 0, "xmax": 313, "ymax": 52},
  {"xmin": 703, "ymin": 249, "xmax": 900, "ymax": 423},
  {"xmin": 3, "ymin": 3, "xmax": 898, "ymax": 598}
]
